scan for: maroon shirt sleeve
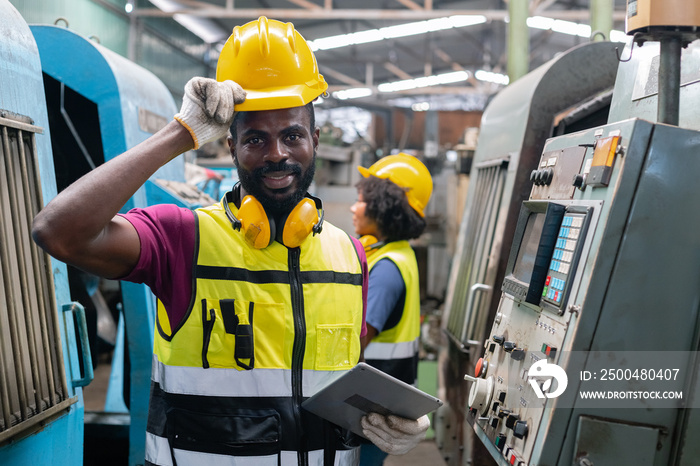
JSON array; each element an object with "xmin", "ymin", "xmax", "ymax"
[{"xmin": 118, "ymin": 204, "xmax": 195, "ymax": 331}]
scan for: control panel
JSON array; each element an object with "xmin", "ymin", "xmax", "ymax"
[{"xmin": 464, "ymin": 119, "xmax": 700, "ymax": 465}]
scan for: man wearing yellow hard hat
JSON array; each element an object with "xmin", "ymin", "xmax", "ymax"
[
  {"xmin": 33, "ymin": 16, "xmax": 428, "ymax": 465},
  {"xmin": 351, "ymin": 153, "xmax": 433, "ymax": 465}
]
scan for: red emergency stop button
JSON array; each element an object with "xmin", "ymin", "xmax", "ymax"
[{"xmin": 475, "ymin": 357, "xmax": 488, "ymax": 377}]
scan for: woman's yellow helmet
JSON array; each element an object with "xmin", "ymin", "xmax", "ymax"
[{"xmin": 358, "ymin": 153, "xmax": 433, "ymax": 218}]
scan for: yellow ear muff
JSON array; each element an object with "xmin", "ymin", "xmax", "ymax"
[
  {"xmin": 238, "ymin": 195, "xmax": 274, "ymax": 249},
  {"xmin": 281, "ymin": 198, "xmax": 319, "ymax": 248},
  {"xmin": 359, "ymin": 235, "xmax": 384, "ymax": 257}
]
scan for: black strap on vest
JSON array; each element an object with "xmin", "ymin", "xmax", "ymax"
[{"xmin": 323, "ymin": 419, "xmax": 337, "ymax": 465}]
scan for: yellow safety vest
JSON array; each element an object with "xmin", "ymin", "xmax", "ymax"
[
  {"xmin": 364, "ymin": 240, "xmax": 421, "ymax": 385},
  {"xmin": 145, "ymin": 198, "xmax": 364, "ymax": 466}
]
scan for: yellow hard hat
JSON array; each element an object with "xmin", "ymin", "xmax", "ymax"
[
  {"xmin": 358, "ymin": 153, "xmax": 433, "ymax": 217},
  {"xmin": 217, "ymin": 16, "xmax": 328, "ymax": 111}
]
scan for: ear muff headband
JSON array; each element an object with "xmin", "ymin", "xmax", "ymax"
[{"xmin": 224, "ymin": 184, "xmax": 324, "ymax": 249}]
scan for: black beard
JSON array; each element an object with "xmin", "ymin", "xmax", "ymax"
[{"xmin": 236, "ymin": 152, "xmax": 316, "ymax": 217}]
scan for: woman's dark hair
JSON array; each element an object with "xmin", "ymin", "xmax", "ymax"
[{"xmin": 357, "ymin": 176, "xmax": 426, "ymax": 242}]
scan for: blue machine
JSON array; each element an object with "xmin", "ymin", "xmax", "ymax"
[
  {"xmin": 0, "ymin": 2, "xmax": 91, "ymax": 464},
  {"xmin": 0, "ymin": 3, "xmax": 213, "ymax": 464}
]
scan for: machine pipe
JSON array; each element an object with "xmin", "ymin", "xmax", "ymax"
[{"xmin": 658, "ymin": 35, "xmax": 682, "ymax": 126}]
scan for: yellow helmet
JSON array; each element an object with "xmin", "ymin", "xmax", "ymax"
[
  {"xmin": 217, "ymin": 16, "xmax": 328, "ymax": 111},
  {"xmin": 358, "ymin": 153, "xmax": 433, "ymax": 217}
]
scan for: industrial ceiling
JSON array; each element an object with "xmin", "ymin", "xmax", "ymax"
[{"xmin": 131, "ymin": 0, "xmax": 630, "ymax": 111}]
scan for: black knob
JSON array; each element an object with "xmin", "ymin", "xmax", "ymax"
[
  {"xmin": 535, "ymin": 169, "xmax": 544, "ymax": 185},
  {"xmin": 492, "ymin": 335, "xmax": 505, "ymax": 345},
  {"xmin": 511, "ymin": 348, "xmax": 526, "ymax": 361},
  {"xmin": 490, "ymin": 417, "xmax": 499, "ymax": 428},
  {"xmin": 513, "ymin": 420, "xmax": 529, "ymax": 439},
  {"xmin": 530, "ymin": 170, "xmax": 538, "ymax": 184},
  {"xmin": 543, "ymin": 168, "xmax": 554, "ymax": 185},
  {"xmin": 505, "ymin": 413, "xmax": 521, "ymax": 429},
  {"xmin": 503, "ymin": 341, "xmax": 516, "ymax": 352},
  {"xmin": 573, "ymin": 174, "xmax": 584, "ymax": 188}
]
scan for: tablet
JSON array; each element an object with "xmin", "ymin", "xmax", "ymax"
[{"xmin": 301, "ymin": 362, "xmax": 443, "ymax": 438}]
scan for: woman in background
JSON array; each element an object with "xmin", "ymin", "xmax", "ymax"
[{"xmin": 351, "ymin": 153, "xmax": 433, "ymax": 465}]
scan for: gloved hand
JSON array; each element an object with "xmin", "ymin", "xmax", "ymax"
[
  {"xmin": 361, "ymin": 413, "xmax": 430, "ymax": 455},
  {"xmin": 174, "ymin": 77, "xmax": 246, "ymax": 149}
]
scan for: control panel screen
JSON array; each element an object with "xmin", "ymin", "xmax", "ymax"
[
  {"xmin": 502, "ymin": 201, "xmax": 565, "ymax": 305},
  {"xmin": 512, "ymin": 213, "xmax": 546, "ymax": 283}
]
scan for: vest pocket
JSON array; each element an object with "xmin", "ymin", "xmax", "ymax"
[
  {"xmin": 167, "ymin": 407, "xmax": 281, "ymax": 457},
  {"xmin": 315, "ymin": 324, "xmax": 355, "ymax": 370}
]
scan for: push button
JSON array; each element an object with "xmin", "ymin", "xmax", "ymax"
[
  {"xmin": 475, "ymin": 357, "xmax": 488, "ymax": 377},
  {"xmin": 495, "ymin": 433, "xmax": 507, "ymax": 451}
]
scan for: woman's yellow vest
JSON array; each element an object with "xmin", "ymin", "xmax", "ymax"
[
  {"xmin": 364, "ymin": 240, "xmax": 421, "ymax": 385},
  {"xmin": 145, "ymin": 198, "xmax": 365, "ymax": 466}
]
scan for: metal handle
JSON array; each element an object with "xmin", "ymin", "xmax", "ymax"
[
  {"xmin": 63, "ymin": 303, "xmax": 94, "ymax": 388},
  {"xmin": 460, "ymin": 283, "xmax": 492, "ymax": 346}
]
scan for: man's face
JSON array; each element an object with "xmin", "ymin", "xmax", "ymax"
[{"xmin": 229, "ymin": 107, "xmax": 319, "ymax": 215}]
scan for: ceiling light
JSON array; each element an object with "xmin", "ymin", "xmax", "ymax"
[
  {"xmin": 475, "ymin": 70, "xmax": 509, "ymax": 85},
  {"xmin": 308, "ymin": 15, "xmax": 487, "ymax": 52},
  {"xmin": 378, "ymin": 70, "xmax": 469, "ymax": 93},
  {"xmin": 528, "ymin": 16, "xmax": 591, "ymax": 38},
  {"xmin": 333, "ymin": 88, "xmax": 373, "ymax": 100},
  {"xmin": 411, "ymin": 102, "xmax": 430, "ymax": 111}
]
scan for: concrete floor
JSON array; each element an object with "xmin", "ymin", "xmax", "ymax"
[{"xmin": 385, "ymin": 439, "xmax": 446, "ymax": 465}]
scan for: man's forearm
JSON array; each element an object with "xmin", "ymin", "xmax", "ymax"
[{"xmin": 32, "ymin": 121, "xmax": 193, "ymax": 266}]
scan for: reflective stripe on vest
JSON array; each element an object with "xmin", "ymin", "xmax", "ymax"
[
  {"xmin": 146, "ymin": 432, "xmax": 360, "ymax": 466},
  {"xmin": 147, "ymin": 198, "xmax": 364, "ymax": 464},
  {"xmin": 363, "ymin": 339, "xmax": 419, "ymax": 360},
  {"xmin": 151, "ymin": 354, "xmax": 346, "ymax": 397}
]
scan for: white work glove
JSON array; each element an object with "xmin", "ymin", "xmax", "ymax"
[
  {"xmin": 174, "ymin": 77, "xmax": 246, "ymax": 149},
  {"xmin": 361, "ymin": 413, "xmax": 430, "ymax": 455}
]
